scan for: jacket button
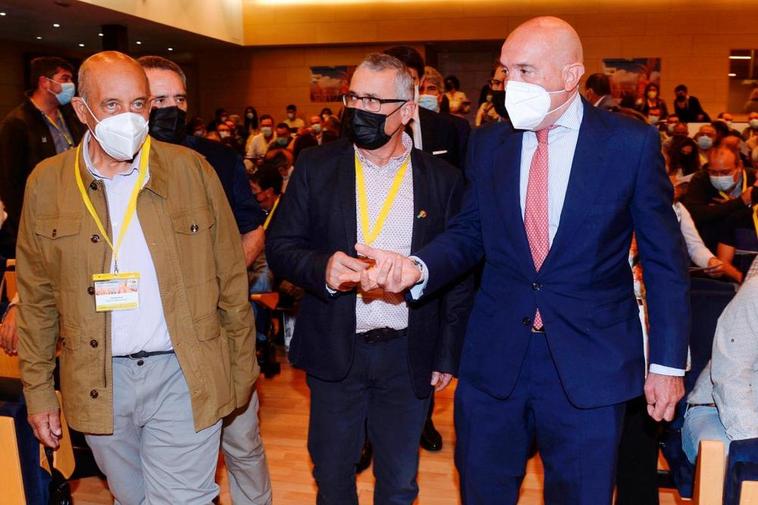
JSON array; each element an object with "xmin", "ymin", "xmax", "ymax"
[
  {"xmin": 52, "ymin": 228, "xmax": 57, "ymax": 238},
  {"xmin": 89, "ymin": 339, "xmax": 98, "ymax": 348},
  {"xmin": 532, "ymin": 282, "xmax": 542, "ymax": 291},
  {"xmin": 89, "ymin": 181, "xmax": 98, "ymax": 191},
  {"xmin": 87, "ymin": 286, "xmax": 95, "ymax": 295},
  {"xmin": 91, "ymin": 234, "xmax": 100, "ymax": 243},
  {"xmin": 90, "ymin": 390, "xmax": 98, "ymax": 399},
  {"xmin": 190, "ymin": 224, "xmax": 199, "ymax": 233},
  {"xmin": 522, "ymin": 317, "xmax": 532, "ymax": 327}
]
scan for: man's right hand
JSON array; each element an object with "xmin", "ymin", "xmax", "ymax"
[
  {"xmin": 354, "ymin": 243, "xmax": 423, "ymax": 294},
  {"xmin": 325, "ymin": 251, "xmax": 370, "ymax": 292},
  {"xmin": 28, "ymin": 410, "xmax": 62, "ymax": 449}
]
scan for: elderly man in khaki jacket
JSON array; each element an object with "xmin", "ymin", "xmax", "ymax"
[{"xmin": 16, "ymin": 51, "xmax": 258, "ymax": 505}]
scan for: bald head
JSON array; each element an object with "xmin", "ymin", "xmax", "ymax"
[
  {"xmin": 72, "ymin": 51, "xmax": 151, "ymax": 146},
  {"xmin": 506, "ymin": 17, "xmax": 583, "ymax": 68},
  {"xmin": 500, "ymin": 16, "xmax": 585, "ymax": 129}
]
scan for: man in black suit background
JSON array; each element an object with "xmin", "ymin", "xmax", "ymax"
[
  {"xmin": 266, "ymin": 53, "xmax": 472, "ymax": 505},
  {"xmin": 384, "ymin": 46, "xmax": 469, "ymax": 171}
]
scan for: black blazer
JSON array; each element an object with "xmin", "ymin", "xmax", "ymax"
[
  {"xmin": 0, "ymin": 98, "xmax": 85, "ymax": 236},
  {"xmin": 266, "ymin": 139, "xmax": 473, "ymax": 398},
  {"xmin": 417, "ymin": 107, "xmax": 466, "ymax": 169}
]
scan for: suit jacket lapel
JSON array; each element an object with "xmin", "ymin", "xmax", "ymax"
[
  {"xmin": 337, "ymin": 144, "xmax": 358, "ymax": 256},
  {"xmin": 542, "ymin": 101, "xmax": 610, "ymax": 270},
  {"xmin": 410, "ymin": 149, "xmax": 429, "ymax": 253},
  {"xmin": 492, "ymin": 128, "xmax": 536, "ymax": 274}
]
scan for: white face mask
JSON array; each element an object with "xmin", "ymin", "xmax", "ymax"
[
  {"xmin": 82, "ymin": 100, "xmax": 149, "ymax": 161},
  {"xmin": 505, "ymin": 80, "xmax": 570, "ymax": 130}
]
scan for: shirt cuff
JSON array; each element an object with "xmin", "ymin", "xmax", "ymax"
[
  {"xmin": 649, "ymin": 363, "xmax": 685, "ymax": 377},
  {"xmin": 408, "ymin": 256, "xmax": 429, "ymax": 300},
  {"xmin": 325, "ymin": 283, "xmax": 337, "ymax": 295}
]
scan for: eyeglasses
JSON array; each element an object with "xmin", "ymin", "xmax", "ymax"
[{"xmin": 342, "ymin": 93, "xmax": 407, "ymax": 113}]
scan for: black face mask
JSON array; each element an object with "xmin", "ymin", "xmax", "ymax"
[
  {"xmin": 149, "ymin": 106, "xmax": 187, "ymax": 144},
  {"xmin": 342, "ymin": 106, "xmax": 403, "ymax": 150},
  {"xmin": 491, "ymin": 90, "xmax": 508, "ymax": 119}
]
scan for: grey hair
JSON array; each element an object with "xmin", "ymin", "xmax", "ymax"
[
  {"xmin": 423, "ymin": 66, "xmax": 444, "ymax": 91},
  {"xmin": 357, "ymin": 53, "xmax": 414, "ymax": 100}
]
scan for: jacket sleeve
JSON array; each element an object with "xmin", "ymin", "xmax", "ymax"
[
  {"xmin": 631, "ymin": 127, "xmax": 690, "ymax": 370},
  {"xmin": 202, "ymin": 158, "xmax": 258, "ymax": 408},
  {"xmin": 416, "ymin": 129, "xmax": 486, "ymax": 296},
  {"xmin": 16, "ymin": 171, "xmax": 61, "ymax": 416},
  {"xmin": 433, "ymin": 172, "xmax": 474, "ymax": 375},
  {"xmin": 265, "ymin": 153, "xmax": 335, "ymax": 301}
]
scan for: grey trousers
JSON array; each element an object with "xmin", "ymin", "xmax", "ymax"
[
  {"xmin": 221, "ymin": 389, "xmax": 273, "ymax": 505},
  {"xmin": 85, "ymin": 354, "xmax": 222, "ymax": 505}
]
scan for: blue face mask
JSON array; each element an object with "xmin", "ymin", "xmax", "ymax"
[
  {"xmin": 709, "ymin": 174, "xmax": 737, "ymax": 193},
  {"xmin": 418, "ymin": 94, "xmax": 440, "ymax": 113},
  {"xmin": 276, "ymin": 136, "xmax": 289, "ymax": 147},
  {"xmin": 46, "ymin": 78, "xmax": 75, "ymax": 105},
  {"xmin": 697, "ymin": 136, "xmax": 713, "ymax": 150}
]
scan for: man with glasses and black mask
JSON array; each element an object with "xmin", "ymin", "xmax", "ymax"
[
  {"xmin": 17, "ymin": 50, "xmax": 257, "ymax": 505},
  {"xmin": 138, "ymin": 55, "xmax": 271, "ymax": 505},
  {"xmin": 266, "ymin": 52, "xmax": 472, "ymax": 505},
  {"xmin": 0, "ymin": 56, "xmax": 85, "ymax": 253}
]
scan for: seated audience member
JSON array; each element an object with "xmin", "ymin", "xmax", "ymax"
[
  {"xmin": 475, "ymin": 64, "xmax": 508, "ymax": 126},
  {"xmin": 291, "ymin": 130, "xmax": 318, "ymax": 163},
  {"xmin": 320, "ymin": 107, "xmax": 333, "ymax": 123},
  {"xmin": 208, "ymin": 107, "xmax": 228, "ymax": 132},
  {"xmin": 743, "ymin": 112, "xmax": 758, "ymax": 141},
  {"xmin": 673, "ymin": 84, "xmax": 710, "ymax": 123},
  {"xmin": 245, "ymin": 114, "xmax": 275, "ymax": 171},
  {"xmin": 284, "ymin": 104, "xmax": 305, "ymax": 134},
  {"xmin": 584, "ymin": 72, "xmax": 618, "ymax": 111},
  {"xmin": 244, "ymin": 106, "xmax": 259, "ymax": 137},
  {"xmin": 636, "ymin": 82, "xmax": 668, "ymax": 123},
  {"xmin": 270, "ymin": 123, "xmax": 292, "ymax": 150},
  {"xmin": 188, "ymin": 116, "xmax": 207, "ymax": 138},
  {"xmin": 667, "ymin": 133, "xmax": 700, "ymax": 177},
  {"xmin": 308, "ymin": 115, "xmax": 324, "ymax": 144},
  {"xmin": 682, "ymin": 145, "xmax": 758, "ymax": 254},
  {"xmin": 263, "ymin": 148, "xmax": 294, "ymax": 192},
  {"xmin": 682, "ymin": 258, "xmax": 758, "ymax": 464},
  {"xmin": 694, "ymin": 124, "xmax": 718, "ymax": 166},
  {"xmin": 443, "ymin": 74, "xmax": 470, "ymax": 116}
]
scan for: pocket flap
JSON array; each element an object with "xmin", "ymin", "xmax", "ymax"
[
  {"xmin": 171, "ymin": 207, "xmax": 214, "ymax": 235},
  {"xmin": 34, "ymin": 216, "xmax": 81, "ymax": 239}
]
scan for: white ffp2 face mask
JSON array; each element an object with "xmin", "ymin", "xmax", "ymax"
[
  {"xmin": 82, "ymin": 100, "xmax": 149, "ymax": 161},
  {"xmin": 505, "ymin": 80, "xmax": 570, "ymax": 130}
]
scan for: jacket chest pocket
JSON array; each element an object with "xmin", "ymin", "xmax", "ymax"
[
  {"xmin": 170, "ymin": 207, "xmax": 216, "ymax": 286},
  {"xmin": 34, "ymin": 216, "xmax": 82, "ymax": 290}
]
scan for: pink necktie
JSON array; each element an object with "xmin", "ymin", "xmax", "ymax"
[{"xmin": 524, "ymin": 128, "xmax": 550, "ymax": 328}]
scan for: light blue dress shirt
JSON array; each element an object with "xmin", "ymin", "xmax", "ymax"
[{"xmin": 83, "ymin": 133, "xmax": 172, "ymax": 355}]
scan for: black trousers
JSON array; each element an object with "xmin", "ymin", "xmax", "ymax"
[
  {"xmin": 306, "ymin": 334, "xmax": 430, "ymax": 505},
  {"xmin": 615, "ymin": 395, "xmax": 661, "ymax": 505}
]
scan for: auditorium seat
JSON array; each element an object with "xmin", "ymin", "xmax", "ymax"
[{"xmin": 724, "ymin": 438, "xmax": 758, "ymax": 505}]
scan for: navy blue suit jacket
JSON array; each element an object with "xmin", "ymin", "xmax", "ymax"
[{"xmin": 417, "ymin": 100, "xmax": 690, "ymax": 408}]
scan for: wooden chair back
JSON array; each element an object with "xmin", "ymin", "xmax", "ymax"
[
  {"xmin": 740, "ymin": 481, "xmax": 758, "ymax": 505},
  {"xmin": 0, "ymin": 415, "xmax": 27, "ymax": 505},
  {"xmin": 694, "ymin": 439, "xmax": 727, "ymax": 505}
]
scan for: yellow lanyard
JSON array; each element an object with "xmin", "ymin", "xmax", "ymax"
[
  {"xmin": 74, "ymin": 136, "xmax": 151, "ymax": 273},
  {"xmin": 355, "ymin": 153, "xmax": 409, "ymax": 246},
  {"xmin": 44, "ymin": 110, "xmax": 74, "ymax": 148},
  {"xmin": 719, "ymin": 170, "xmax": 747, "ymax": 200},
  {"xmin": 263, "ymin": 196, "xmax": 280, "ymax": 231}
]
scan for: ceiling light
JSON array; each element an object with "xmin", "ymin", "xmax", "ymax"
[
  {"xmin": 36, "ymin": 36, "xmax": 42, "ymax": 40},
  {"xmin": 167, "ymin": 47, "xmax": 174, "ymax": 51},
  {"xmin": 0, "ymin": 12, "xmax": 7, "ymax": 16},
  {"xmin": 78, "ymin": 43, "xmax": 85, "ymax": 47},
  {"xmin": 729, "ymin": 55, "xmax": 751, "ymax": 60},
  {"xmin": 728, "ymin": 73, "xmax": 737, "ymax": 77},
  {"xmin": 98, "ymin": 32, "xmax": 103, "ymax": 37},
  {"xmin": 136, "ymin": 40, "xmax": 142, "ymax": 45},
  {"xmin": 52, "ymin": 23, "xmax": 60, "ymax": 28}
]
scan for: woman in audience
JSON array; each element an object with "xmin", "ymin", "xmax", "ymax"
[
  {"xmin": 243, "ymin": 106, "xmax": 259, "ymax": 138},
  {"xmin": 667, "ymin": 134, "xmax": 701, "ymax": 177},
  {"xmin": 443, "ymin": 74, "xmax": 470, "ymax": 117},
  {"xmin": 636, "ymin": 82, "xmax": 668, "ymax": 123}
]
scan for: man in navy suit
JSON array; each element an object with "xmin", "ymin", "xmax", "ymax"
[{"xmin": 352, "ymin": 17, "xmax": 689, "ymax": 505}]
